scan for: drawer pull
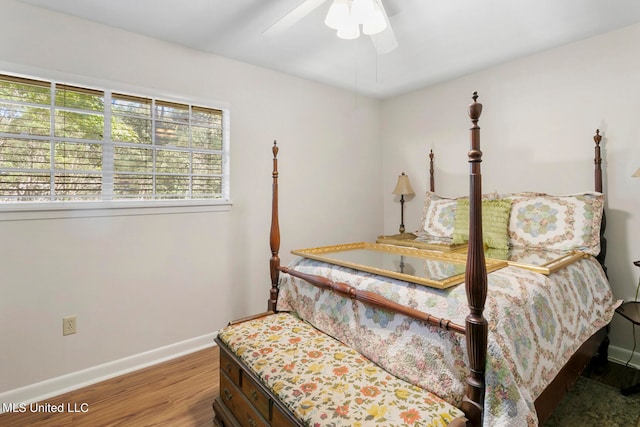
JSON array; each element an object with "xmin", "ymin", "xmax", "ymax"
[
  {"xmin": 251, "ymin": 390, "xmax": 259, "ymax": 401},
  {"xmin": 225, "ymin": 363, "xmax": 232, "ymax": 372},
  {"xmin": 223, "ymin": 388, "xmax": 233, "ymax": 401},
  {"xmin": 247, "ymin": 415, "xmax": 257, "ymax": 427}
]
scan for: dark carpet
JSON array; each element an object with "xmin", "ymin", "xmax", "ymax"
[{"xmin": 544, "ymin": 376, "xmax": 640, "ymax": 427}]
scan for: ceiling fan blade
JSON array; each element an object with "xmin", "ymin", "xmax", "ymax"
[
  {"xmin": 370, "ymin": 0, "xmax": 397, "ymax": 54},
  {"xmin": 263, "ymin": 0, "xmax": 328, "ymax": 36}
]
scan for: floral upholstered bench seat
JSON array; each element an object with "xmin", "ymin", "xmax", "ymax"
[{"xmin": 217, "ymin": 312, "xmax": 466, "ymax": 427}]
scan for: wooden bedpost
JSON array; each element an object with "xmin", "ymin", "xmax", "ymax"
[
  {"xmin": 593, "ymin": 129, "xmax": 610, "ymax": 372},
  {"xmin": 594, "ymin": 129, "xmax": 603, "ymax": 193},
  {"xmin": 429, "ymin": 149, "xmax": 435, "ymax": 192},
  {"xmin": 461, "ymin": 92, "xmax": 487, "ymax": 427},
  {"xmin": 269, "ymin": 141, "xmax": 281, "ymax": 311},
  {"xmin": 593, "ymin": 130, "xmax": 607, "ymax": 275}
]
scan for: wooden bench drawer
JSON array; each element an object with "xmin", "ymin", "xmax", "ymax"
[
  {"xmin": 271, "ymin": 402, "xmax": 297, "ymax": 427},
  {"xmin": 240, "ymin": 371, "xmax": 271, "ymax": 420},
  {"xmin": 220, "ymin": 346, "xmax": 241, "ymax": 386},
  {"xmin": 220, "ymin": 372, "xmax": 269, "ymax": 427}
]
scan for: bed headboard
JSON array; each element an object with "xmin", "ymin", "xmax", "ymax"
[{"xmin": 427, "ymin": 129, "xmax": 608, "ymax": 274}]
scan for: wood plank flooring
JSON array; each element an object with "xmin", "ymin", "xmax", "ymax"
[
  {"xmin": 0, "ymin": 347, "xmax": 219, "ymax": 427},
  {"xmin": 0, "ymin": 345, "xmax": 637, "ymax": 427}
]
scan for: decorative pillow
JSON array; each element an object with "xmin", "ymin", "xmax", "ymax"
[
  {"xmin": 419, "ymin": 191, "xmax": 503, "ymax": 241},
  {"xmin": 452, "ymin": 198, "xmax": 513, "ymax": 250},
  {"xmin": 504, "ymin": 192, "xmax": 604, "ymax": 255},
  {"xmin": 419, "ymin": 192, "xmax": 458, "ymax": 240}
]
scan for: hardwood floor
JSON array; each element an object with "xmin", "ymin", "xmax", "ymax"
[
  {"xmin": 0, "ymin": 347, "xmax": 219, "ymax": 427},
  {"xmin": 0, "ymin": 345, "xmax": 637, "ymax": 427}
]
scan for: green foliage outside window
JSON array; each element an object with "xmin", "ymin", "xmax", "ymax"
[{"xmin": 0, "ymin": 75, "xmax": 225, "ymax": 203}]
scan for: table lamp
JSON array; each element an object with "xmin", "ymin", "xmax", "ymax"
[{"xmin": 392, "ymin": 172, "xmax": 415, "ymax": 238}]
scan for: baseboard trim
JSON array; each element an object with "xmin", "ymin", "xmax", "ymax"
[
  {"xmin": 0, "ymin": 332, "xmax": 218, "ymax": 413},
  {"xmin": 608, "ymin": 344, "xmax": 640, "ymax": 370}
]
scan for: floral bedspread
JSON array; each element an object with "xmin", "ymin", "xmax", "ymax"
[{"xmin": 276, "ymin": 255, "xmax": 619, "ymax": 426}]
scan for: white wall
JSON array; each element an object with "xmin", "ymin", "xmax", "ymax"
[
  {"xmin": 382, "ymin": 23, "xmax": 640, "ymax": 360},
  {"xmin": 0, "ymin": 0, "xmax": 383, "ymax": 396}
]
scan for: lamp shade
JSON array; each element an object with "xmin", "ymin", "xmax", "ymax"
[
  {"xmin": 392, "ymin": 172, "xmax": 414, "ymax": 196},
  {"xmin": 633, "ymin": 167, "xmax": 640, "ymax": 178}
]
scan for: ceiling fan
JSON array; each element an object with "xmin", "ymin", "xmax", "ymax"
[{"xmin": 264, "ymin": 0, "xmax": 398, "ymax": 54}]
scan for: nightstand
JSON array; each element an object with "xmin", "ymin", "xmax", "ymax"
[
  {"xmin": 616, "ymin": 301, "xmax": 640, "ymax": 326},
  {"xmin": 616, "ymin": 260, "xmax": 640, "ymax": 396}
]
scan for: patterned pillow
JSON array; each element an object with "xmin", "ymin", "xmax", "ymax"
[
  {"xmin": 418, "ymin": 192, "xmax": 457, "ymax": 240},
  {"xmin": 505, "ymin": 192, "xmax": 604, "ymax": 255},
  {"xmin": 452, "ymin": 198, "xmax": 513, "ymax": 249}
]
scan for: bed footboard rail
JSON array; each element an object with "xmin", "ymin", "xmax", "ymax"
[{"xmin": 278, "ymin": 265, "xmax": 466, "ymax": 334}]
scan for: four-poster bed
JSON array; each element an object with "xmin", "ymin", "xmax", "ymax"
[{"xmin": 212, "ymin": 93, "xmax": 617, "ymax": 427}]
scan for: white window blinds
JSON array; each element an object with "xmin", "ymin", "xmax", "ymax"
[{"xmin": 0, "ymin": 73, "xmax": 227, "ymax": 204}]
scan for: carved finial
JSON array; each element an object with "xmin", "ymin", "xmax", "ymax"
[
  {"xmin": 272, "ymin": 140, "xmax": 279, "ymax": 179},
  {"xmin": 594, "ymin": 129, "xmax": 602, "ymax": 146},
  {"xmin": 468, "ymin": 92, "xmax": 483, "ymax": 124}
]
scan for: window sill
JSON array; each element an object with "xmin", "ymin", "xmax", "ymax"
[{"xmin": 0, "ymin": 199, "xmax": 233, "ymax": 221}]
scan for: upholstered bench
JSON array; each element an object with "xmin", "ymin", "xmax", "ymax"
[{"xmin": 215, "ymin": 312, "xmax": 467, "ymax": 427}]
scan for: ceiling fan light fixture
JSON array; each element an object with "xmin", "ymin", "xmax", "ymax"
[
  {"xmin": 325, "ymin": 0, "xmax": 350, "ymax": 30},
  {"xmin": 362, "ymin": 2, "xmax": 387, "ymax": 35},
  {"xmin": 326, "ymin": 0, "xmax": 391, "ymax": 42},
  {"xmin": 351, "ymin": 0, "xmax": 376, "ymax": 23},
  {"xmin": 336, "ymin": 16, "xmax": 360, "ymax": 39}
]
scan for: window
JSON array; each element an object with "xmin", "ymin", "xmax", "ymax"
[{"xmin": 0, "ymin": 73, "xmax": 228, "ymax": 208}]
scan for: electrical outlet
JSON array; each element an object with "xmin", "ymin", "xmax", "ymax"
[{"xmin": 63, "ymin": 315, "xmax": 77, "ymax": 336}]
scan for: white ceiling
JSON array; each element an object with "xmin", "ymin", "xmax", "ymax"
[{"xmin": 17, "ymin": 0, "xmax": 640, "ymax": 99}]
